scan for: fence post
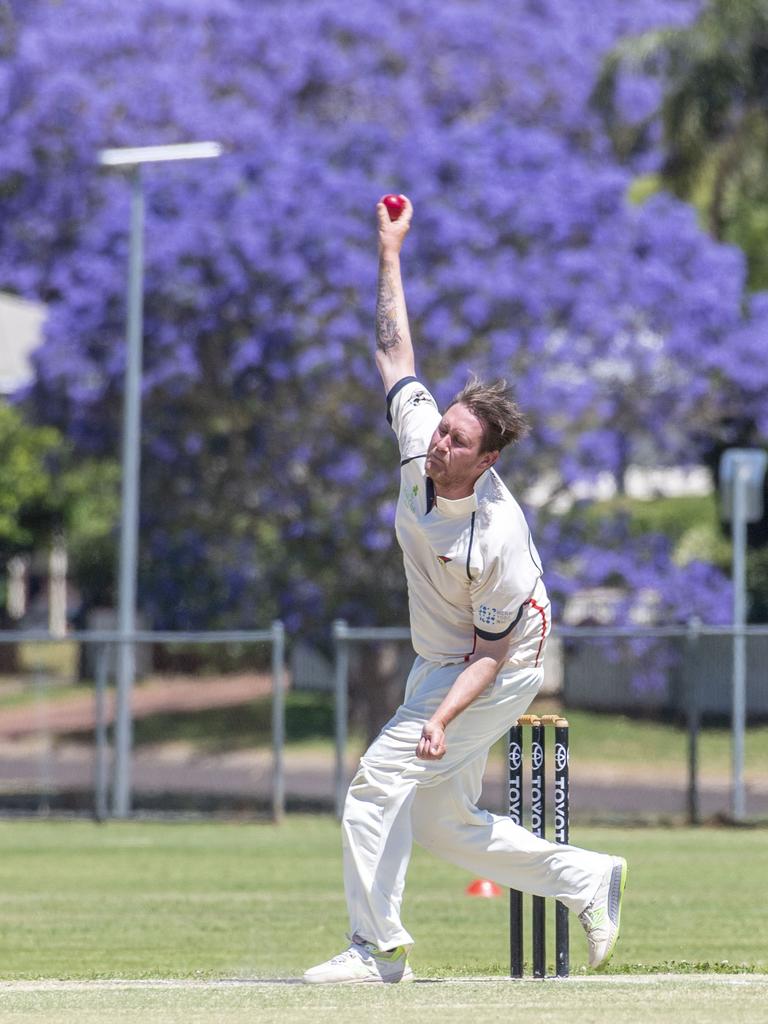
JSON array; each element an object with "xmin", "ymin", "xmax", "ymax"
[
  {"xmin": 685, "ymin": 617, "xmax": 702, "ymax": 826},
  {"xmin": 34, "ymin": 663, "xmax": 52, "ymax": 817},
  {"xmin": 271, "ymin": 620, "xmax": 286, "ymax": 822},
  {"xmin": 112, "ymin": 637, "xmax": 135, "ymax": 819},
  {"xmin": 333, "ymin": 620, "xmax": 350, "ymax": 820},
  {"xmin": 731, "ymin": 464, "xmax": 749, "ymax": 822},
  {"xmin": 93, "ymin": 643, "xmax": 111, "ymax": 822}
]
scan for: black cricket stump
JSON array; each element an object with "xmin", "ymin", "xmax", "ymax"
[
  {"xmin": 508, "ymin": 723, "xmax": 524, "ymax": 977},
  {"xmin": 508, "ymin": 714, "xmax": 570, "ymax": 979}
]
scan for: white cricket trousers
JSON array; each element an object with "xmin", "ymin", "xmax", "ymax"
[{"xmin": 342, "ymin": 655, "xmax": 610, "ymax": 949}]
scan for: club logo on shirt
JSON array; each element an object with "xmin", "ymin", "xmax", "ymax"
[
  {"xmin": 436, "ymin": 555, "xmax": 453, "ymax": 565},
  {"xmin": 478, "ymin": 605, "xmax": 517, "ymax": 626},
  {"xmin": 404, "ymin": 484, "xmax": 419, "ymax": 514},
  {"xmin": 409, "ymin": 390, "xmax": 433, "ymax": 407},
  {"xmin": 478, "ymin": 604, "xmax": 498, "ymax": 625}
]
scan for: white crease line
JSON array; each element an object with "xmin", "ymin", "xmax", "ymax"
[{"xmin": 0, "ymin": 975, "xmax": 766, "ymax": 992}]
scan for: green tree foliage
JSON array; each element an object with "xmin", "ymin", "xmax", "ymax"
[
  {"xmin": 0, "ymin": 402, "xmax": 59, "ymax": 550},
  {"xmin": 594, "ymin": 0, "xmax": 768, "ymax": 290},
  {"xmin": 0, "ymin": 401, "xmax": 119, "ymax": 612},
  {"xmin": 59, "ymin": 459, "xmax": 121, "ymax": 610}
]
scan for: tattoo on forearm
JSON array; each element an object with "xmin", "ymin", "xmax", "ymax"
[{"xmin": 376, "ymin": 258, "xmax": 401, "ymax": 354}]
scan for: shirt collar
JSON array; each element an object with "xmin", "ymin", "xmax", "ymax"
[
  {"xmin": 433, "ymin": 471, "xmax": 488, "ymax": 517},
  {"xmin": 434, "ymin": 491, "xmax": 478, "ymax": 517}
]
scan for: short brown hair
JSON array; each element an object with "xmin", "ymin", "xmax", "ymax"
[{"xmin": 448, "ymin": 376, "xmax": 529, "ymax": 453}]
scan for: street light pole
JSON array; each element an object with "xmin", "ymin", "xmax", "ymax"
[
  {"xmin": 719, "ymin": 447, "xmax": 768, "ymax": 823},
  {"xmin": 112, "ymin": 166, "xmax": 145, "ymax": 819},
  {"xmin": 98, "ymin": 142, "xmax": 222, "ymax": 819}
]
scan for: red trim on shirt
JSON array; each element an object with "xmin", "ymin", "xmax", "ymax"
[
  {"xmin": 528, "ymin": 599, "xmax": 548, "ymax": 667},
  {"xmin": 466, "ymin": 602, "xmax": 548, "ymax": 665}
]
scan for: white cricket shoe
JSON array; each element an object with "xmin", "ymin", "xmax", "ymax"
[
  {"xmin": 579, "ymin": 855, "xmax": 628, "ymax": 970},
  {"xmin": 303, "ymin": 937, "xmax": 414, "ymax": 985}
]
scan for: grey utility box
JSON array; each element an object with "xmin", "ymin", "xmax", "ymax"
[{"xmin": 719, "ymin": 448, "xmax": 767, "ymax": 523}]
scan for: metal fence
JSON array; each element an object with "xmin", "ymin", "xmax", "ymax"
[
  {"xmin": 559, "ymin": 622, "xmax": 768, "ymax": 824},
  {"xmin": 1, "ymin": 621, "xmax": 766, "ymax": 823},
  {"xmin": 330, "ymin": 621, "xmax": 768, "ymax": 825},
  {"xmin": 0, "ymin": 625, "xmax": 286, "ymax": 820}
]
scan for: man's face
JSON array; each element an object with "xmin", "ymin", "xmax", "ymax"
[{"xmin": 425, "ymin": 403, "xmax": 498, "ymax": 497}]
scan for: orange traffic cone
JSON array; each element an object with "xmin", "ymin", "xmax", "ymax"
[{"xmin": 465, "ymin": 878, "xmax": 502, "ymax": 898}]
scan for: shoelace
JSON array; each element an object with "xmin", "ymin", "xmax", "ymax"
[
  {"xmin": 579, "ymin": 903, "xmax": 606, "ymax": 931},
  {"xmin": 330, "ymin": 943, "xmax": 373, "ymax": 966}
]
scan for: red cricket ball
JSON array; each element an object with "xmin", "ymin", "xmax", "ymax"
[{"xmin": 380, "ymin": 194, "xmax": 406, "ymax": 221}]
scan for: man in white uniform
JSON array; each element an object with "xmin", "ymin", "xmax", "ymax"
[{"xmin": 304, "ymin": 197, "xmax": 627, "ymax": 984}]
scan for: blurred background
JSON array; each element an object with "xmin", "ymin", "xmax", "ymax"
[{"xmin": 0, "ymin": 0, "xmax": 767, "ymax": 826}]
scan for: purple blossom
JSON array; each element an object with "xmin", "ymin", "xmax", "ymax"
[{"xmin": 0, "ymin": 0, "xmax": 758, "ymax": 632}]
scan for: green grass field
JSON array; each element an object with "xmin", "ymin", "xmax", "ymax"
[{"xmin": 0, "ymin": 817, "xmax": 766, "ymax": 1022}]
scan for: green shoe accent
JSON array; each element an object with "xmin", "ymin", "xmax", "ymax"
[{"xmin": 372, "ymin": 945, "xmax": 408, "ymax": 963}]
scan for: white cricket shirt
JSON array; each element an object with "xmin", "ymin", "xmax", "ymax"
[{"xmin": 387, "ymin": 377, "xmax": 550, "ymax": 667}]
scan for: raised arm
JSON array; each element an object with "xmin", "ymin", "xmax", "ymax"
[{"xmin": 375, "ymin": 195, "xmax": 416, "ymax": 393}]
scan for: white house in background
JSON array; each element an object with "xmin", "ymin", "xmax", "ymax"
[
  {"xmin": 524, "ymin": 465, "xmax": 713, "ymax": 510},
  {"xmin": 0, "ymin": 291, "xmax": 46, "ymax": 395}
]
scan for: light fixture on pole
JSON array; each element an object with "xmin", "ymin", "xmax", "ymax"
[
  {"xmin": 98, "ymin": 141, "xmax": 222, "ymax": 819},
  {"xmin": 719, "ymin": 447, "xmax": 767, "ymax": 822}
]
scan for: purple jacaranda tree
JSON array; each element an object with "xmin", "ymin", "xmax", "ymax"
[{"xmin": 0, "ymin": 0, "xmax": 752, "ymax": 634}]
